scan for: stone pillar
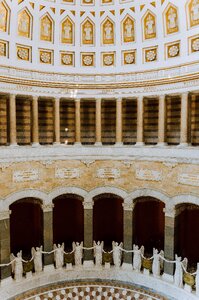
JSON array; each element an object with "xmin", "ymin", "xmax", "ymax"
[
  {"xmin": 75, "ymin": 98, "xmax": 81, "ymax": 145},
  {"xmin": 180, "ymin": 92, "xmax": 190, "ymax": 147},
  {"xmin": 0, "ymin": 211, "xmax": 11, "ymax": 279},
  {"xmin": 115, "ymin": 98, "xmax": 123, "ymax": 146},
  {"xmin": 42, "ymin": 204, "xmax": 54, "ymax": 266},
  {"xmin": 95, "ymin": 98, "xmax": 102, "ymax": 146},
  {"xmin": 83, "ymin": 201, "xmax": 93, "ymax": 261},
  {"xmin": 163, "ymin": 206, "xmax": 176, "ymax": 279},
  {"xmin": 123, "ymin": 203, "xmax": 133, "ymax": 265},
  {"xmin": 32, "ymin": 96, "xmax": 39, "ymax": 146},
  {"xmin": 53, "ymin": 97, "xmax": 60, "ymax": 145},
  {"xmin": 9, "ymin": 94, "xmax": 17, "ymax": 146},
  {"xmin": 158, "ymin": 95, "xmax": 167, "ymax": 146},
  {"xmin": 135, "ymin": 96, "xmax": 144, "ymax": 146}
]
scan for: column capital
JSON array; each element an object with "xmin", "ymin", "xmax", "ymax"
[
  {"xmin": 163, "ymin": 206, "xmax": 176, "ymax": 218},
  {"xmin": 42, "ymin": 204, "xmax": 54, "ymax": 212},
  {"xmin": 181, "ymin": 92, "xmax": 189, "ymax": 97},
  {"xmin": 53, "ymin": 97, "xmax": 60, "ymax": 102},
  {"xmin": 123, "ymin": 202, "xmax": 134, "ymax": 211},
  {"xmin": 159, "ymin": 94, "xmax": 165, "ymax": 100},
  {"xmin": 75, "ymin": 98, "xmax": 81, "ymax": 102},
  {"xmin": 95, "ymin": 98, "xmax": 101, "ymax": 102},
  {"xmin": 116, "ymin": 97, "xmax": 123, "ymax": 102},
  {"xmin": 137, "ymin": 95, "xmax": 143, "ymax": 101},
  {"xmin": 32, "ymin": 95, "xmax": 39, "ymax": 101},
  {"xmin": 83, "ymin": 201, "xmax": 94, "ymax": 209},
  {"xmin": 9, "ymin": 93, "xmax": 16, "ymax": 99},
  {"xmin": 0, "ymin": 210, "xmax": 11, "ymax": 220}
]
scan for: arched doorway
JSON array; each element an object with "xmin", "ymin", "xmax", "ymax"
[
  {"xmin": 175, "ymin": 204, "xmax": 199, "ymax": 267},
  {"xmin": 133, "ymin": 197, "xmax": 165, "ymax": 255},
  {"xmin": 10, "ymin": 198, "xmax": 43, "ymax": 258},
  {"xmin": 53, "ymin": 194, "xmax": 84, "ymax": 250},
  {"xmin": 93, "ymin": 193, "xmax": 123, "ymax": 250}
]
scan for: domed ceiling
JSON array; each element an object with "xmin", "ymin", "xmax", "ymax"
[{"xmin": 0, "ymin": 0, "xmax": 198, "ymax": 74}]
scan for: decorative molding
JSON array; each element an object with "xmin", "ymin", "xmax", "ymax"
[
  {"xmin": 13, "ymin": 169, "xmax": 39, "ymax": 182},
  {"xmin": 40, "ymin": 160, "xmax": 54, "ymax": 166},
  {"xmin": 96, "ymin": 168, "xmax": 120, "ymax": 179},
  {"xmin": 136, "ymin": 169, "xmax": 162, "ymax": 182},
  {"xmin": 81, "ymin": 160, "xmax": 95, "ymax": 167},
  {"xmin": 178, "ymin": 173, "xmax": 199, "ymax": 187},
  {"xmin": 55, "ymin": 168, "xmax": 80, "ymax": 179}
]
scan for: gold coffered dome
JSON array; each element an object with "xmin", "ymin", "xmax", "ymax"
[{"xmin": 0, "ymin": 0, "xmax": 199, "ymax": 75}]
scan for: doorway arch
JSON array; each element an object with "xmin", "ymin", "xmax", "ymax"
[
  {"xmin": 93, "ymin": 193, "xmax": 123, "ymax": 250},
  {"xmin": 10, "ymin": 198, "xmax": 43, "ymax": 258},
  {"xmin": 53, "ymin": 194, "xmax": 84, "ymax": 250},
  {"xmin": 133, "ymin": 197, "xmax": 165, "ymax": 255}
]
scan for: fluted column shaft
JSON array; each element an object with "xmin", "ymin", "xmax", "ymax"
[
  {"xmin": 9, "ymin": 94, "xmax": 17, "ymax": 146},
  {"xmin": 32, "ymin": 96, "xmax": 39, "ymax": 146},
  {"xmin": 136, "ymin": 96, "xmax": 144, "ymax": 145},
  {"xmin": 53, "ymin": 97, "xmax": 60, "ymax": 145},
  {"xmin": 116, "ymin": 98, "xmax": 123, "ymax": 145},
  {"xmin": 158, "ymin": 95, "xmax": 167, "ymax": 146},
  {"xmin": 180, "ymin": 92, "xmax": 190, "ymax": 146},
  {"xmin": 123, "ymin": 203, "xmax": 133, "ymax": 264},
  {"xmin": 75, "ymin": 99, "xmax": 81, "ymax": 145},
  {"xmin": 95, "ymin": 98, "xmax": 102, "ymax": 145}
]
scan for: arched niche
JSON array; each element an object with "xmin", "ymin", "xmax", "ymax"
[
  {"xmin": 133, "ymin": 196, "xmax": 165, "ymax": 255},
  {"xmin": 53, "ymin": 194, "xmax": 84, "ymax": 250},
  {"xmin": 93, "ymin": 193, "xmax": 123, "ymax": 250},
  {"xmin": 10, "ymin": 198, "xmax": 43, "ymax": 258},
  {"xmin": 175, "ymin": 203, "xmax": 199, "ymax": 267}
]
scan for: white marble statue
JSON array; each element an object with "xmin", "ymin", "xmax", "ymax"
[
  {"xmin": 10, "ymin": 251, "xmax": 24, "ymax": 281},
  {"xmin": 72, "ymin": 241, "xmax": 83, "ymax": 266},
  {"xmin": 93, "ymin": 241, "xmax": 104, "ymax": 267},
  {"xmin": 152, "ymin": 248, "xmax": 164, "ymax": 277},
  {"xmin": 112, "ymin": 241, "xmax": 123, "ymax": 268},
  {"xmin": 31, "ymin": 246, "xmax": 43, "ymax": 273},
  {"xmin": 53, "ymin": 243, "xmax": 64, "ymax": 269},
  {"xmin": 174, "ymin": 254, "xmax": 187, "ymax": 288},
  {"xmin": 133, "ymin": 245, "xmax": 144, "ymax": 272}
]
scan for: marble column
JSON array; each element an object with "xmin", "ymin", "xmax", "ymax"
[
  {"xmin": 42, "ymin": 204, "xmax": 54, "ymax": 266},
  {"xmin": 123, "ymin": 203, "xmax": 133, "ymax": 265},
  {"xmin": 75, "ymin": 99, "xmax": 81, "ymax": 145},
  {"xmin": 83, "ymin": 201, "xmax": 93, "ymax": 260},
  {"xmin": 32, "ymin": 96, "xmax": 39, "ymax": 146},
  {"xmin": 53, "ymin": 97, "xmax": 60, "ymax": 145},
  {"xmin": 135, "ymin": 96, "xmax": 144, "ymax": 146},
  {"xmin": 95, "ymin": 98, "xmax": 102, "ymax": 146},
  {"xmin": 180, "ymin": 92, "xmax": 190, "ymax": 147},
  {"xmin": 9, "ymin": 94, "xmax": 17, "ymax": 146},
  {"xmin": 163, "ymin": 206, "xmax": 176, "ymax": 279},
  {"xmin": 158, "ymin": 95, "xmax": 167, "ymax": 146},
  {"xmin": 115, "ymin": 98, "xmax": 123, "ymax": 146},
  {"xmin": 0, "ymin": 211, "xmax": 11, "ymax": 279}
]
